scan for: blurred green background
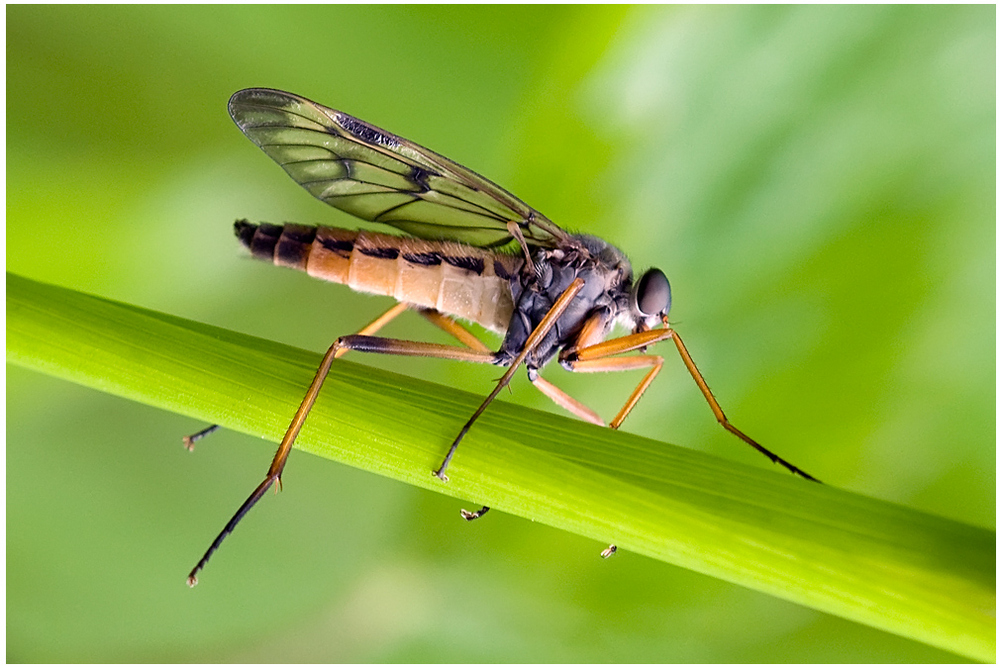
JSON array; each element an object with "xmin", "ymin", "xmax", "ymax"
[{"xmin": 7, "ymin": 5, "xmax": 994, "ymax": 662}]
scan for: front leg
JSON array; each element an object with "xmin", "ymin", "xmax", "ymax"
[{"xmin": 562, "ymin": 323, "xmax": 819, "ymax": 482}]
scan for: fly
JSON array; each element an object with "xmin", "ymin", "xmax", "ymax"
[{"xmin": 186, "ymin": 88, "xmax": 819, "ymax": 586}]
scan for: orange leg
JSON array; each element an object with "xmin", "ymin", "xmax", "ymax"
[
  {"xmin": 522, "ymin": 308, "xmax": 613, "ymax": 426},
  {"xmin": 564, "ymin": 354, "xmax": 665, "ymax": 429},
  {"xmin": 432, "ymin": 277, "xmax": 586, "ymax": 481},
  {"xmin": 187, "ymin": 303, "xmax": 497, "ymax": 586},
  {"xmin": 416, "ymin": 315, "xmax": 499, "ymax": 520},
  {"xmin": 557, "ymin": 319, "xmax": 818, "ymax": 558},
  {"xmin": 529, "ymin": 374, "xmax": 605, "ymax": 426},
  {"xmin": 521, "ymin": 309, "xmax": 658, "ymax": 430},
  {"xmin": 562, "ymin": 321, "xmax": 819, "ymax": 482},
  {"xmin": 182, "ymin": 302, "xmax": 411, "ymax": 452},
  {"xmin": 418, "ymin": 309, "xmax": 492, "ymax": 353}
]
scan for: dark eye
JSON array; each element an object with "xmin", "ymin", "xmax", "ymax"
[{"xmin": 633, "ymin": 268, "xmax": 671, "ymax": 317}]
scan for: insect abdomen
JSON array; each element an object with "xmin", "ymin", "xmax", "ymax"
[{"xmin": 235, "ymin": 221, "xmax": 522, "ymax": 333}]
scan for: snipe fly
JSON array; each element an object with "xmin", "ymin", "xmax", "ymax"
[{"xmin": 186, "ymin": 88, "xmax": 818, "ymax": 586}]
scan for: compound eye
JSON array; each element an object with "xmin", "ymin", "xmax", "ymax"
[{"xmin": 633, "ymin": 268, "xmax": 671, "ymax": 317}]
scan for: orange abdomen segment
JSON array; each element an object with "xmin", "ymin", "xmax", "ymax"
[{"xmin": 235, "ymin": 221, "xmax": 522, "ymax": 333}]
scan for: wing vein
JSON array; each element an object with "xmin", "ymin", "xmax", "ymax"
[{"xmin": 229, "ymin": 88, "xmax": 569, "ymax": 249}]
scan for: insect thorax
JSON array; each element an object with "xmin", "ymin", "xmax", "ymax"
[{"xmin": 497, "ymin": 234, "xmax": 635, "ymax": 369}]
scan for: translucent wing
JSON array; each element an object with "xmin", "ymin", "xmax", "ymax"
[{"xmin": 228, "ymin": 88, "xmax": 569, "ymax": 249}]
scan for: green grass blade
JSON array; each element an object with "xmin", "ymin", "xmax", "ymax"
[{"xmin": 7, "ymin": 272, "xmax": 994, "ymax": 661}]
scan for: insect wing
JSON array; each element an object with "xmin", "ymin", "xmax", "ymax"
[{"xmin": 228, "ymin": 88, "xmax": 567, "ymax": 249}]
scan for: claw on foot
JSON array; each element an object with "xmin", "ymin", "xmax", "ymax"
[
  {"xmin": 182, "ymin": 424, "xmax": 220, "ymax": 451},
  {"xmin": 460, "ymin": 506, "xmax": 490, "ymax": 521}
]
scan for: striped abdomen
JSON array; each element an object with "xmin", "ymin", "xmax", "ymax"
[{"xmin": 236, "ymin": 221, "xmax": 524, "ymax": 333}]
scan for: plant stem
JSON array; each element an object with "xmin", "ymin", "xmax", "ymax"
[{"xmin": 7, "ymin": 272, "xmax": 994, "ymax": 661}]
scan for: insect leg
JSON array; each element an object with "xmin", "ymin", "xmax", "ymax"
[
  {"xmin": 460, "ymin": 506, "xmax": 490, "ymax": 521},
  {"xmin": 418, "ymin": 309, "xmax": 492, "ymax": 352},
  {"xmin": 560, "ymin": 354, "xmax": 665, "ymax": 429},
  {"xmin": 182, "ymin": 424, "xmax": 220, "ymax": 452},
  {"xmin": 343, "ymin": 302, "xmax": 410, "ymax": 348},
  {"xmin": 522, "ymin": 308, "xmax": 616, "ymax": 426},
  {"xmin": 188, "ymin": 333, "xmax": 500, "ymax": 585},
  {"xmin": 528, "ymin": 374, "xmax": 604, "ymax": 426},
  {"xmin": 667, "ymin": 327, "xmax": 819, "ymax": 481},
  {"xmin": 188, "ymin": 334, "xmax": 344, "ymax": 586},
  {"xmin": 188, "ymin": 302, "xmax": 414, "ymax": 586},
  {"xmin": 432, "ymin": 278, "xmax": 586, "ymax": 481},
  {"xmin": 563, "ymin": 323, "xmax": 819, "ymax": 482},
  {"xmin": 356, "ymin": 311, "xmax": 497, "ymax": 520},
  {"xmin": 181, "ymin": 303, "xmax": 411, "ymax": 453},
  {"xmin": 415, "ymin": 310, "xmax": 498, "ymax": 520}
]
